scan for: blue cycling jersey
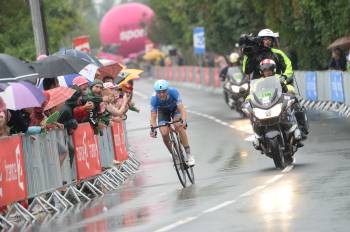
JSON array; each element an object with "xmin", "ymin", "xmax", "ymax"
[{"xmin": 150, "ymin": 87, "xmax": 182, "ymax": 112}]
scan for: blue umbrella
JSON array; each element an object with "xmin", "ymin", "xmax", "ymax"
[
  {"xmin": 37, "ymin": 74, "xmax": 92, "ymax": 88},
  {"xmin": 57, "ymin": 74, "xmax": 92, "ymax": 87}
]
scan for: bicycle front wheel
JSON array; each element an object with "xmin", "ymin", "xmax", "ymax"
[
  {"xmin": 171, "ymin": 133, "xmax": 187, "ymax": 187},
  {"xmin": 175, "ymin": 135, "xmax": 195, "ymax": 184}
]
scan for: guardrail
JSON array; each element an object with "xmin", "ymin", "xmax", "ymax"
[
  {"xmin": 0, "ymin": 121, "xmax": 140, "ymax": 230},
  {"xmin": 152, "ymin": 66, "xmax": 350, "ymax": 117}
]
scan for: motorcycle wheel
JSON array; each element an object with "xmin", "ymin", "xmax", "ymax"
[{"xmin": 270, "ymin": 137, "xmax": 287, "ymax": 169}]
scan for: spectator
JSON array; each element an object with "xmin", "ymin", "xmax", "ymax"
[
  {"xmin": 29, "ymin": 92, "xmax": 68, "ymax": 167},
  {"xmin": 43, "ymin": 101, "xmax": 67, "ymax": 166},
  {"xmin": 30, "ymin": 92, "xmax": 49, "ymax": 127},
  {"xmin": 7, "ymin": 109, "xmax": 31, "ymax": 134},
  {"xmin": 72, "ymin": 76, "xmax": 89, "ymax": 96},
  {"xmin": 84, "ymin": 80, "xmax": 106, "ymax": 135},
  {"xmin": 72, "ymin": 76, "xmax": 94, "ymax": 123},
  {"xmin": 58, "ymin": 86, "xmax": 81, "ymax": 135},
  {"xmin": 0, "ymin": 98, "xmax": 9, "ymax": 137},
  {"xmin": 43, "ymin": 78, "xmax": 59, "ymax": 90},
  {"xmin": 102, "ymin": 76, "xmax": 114, "ymax": 83},
  {"xmin": 103, "ymin": 82, "xmax": 129, "ymax": 121},
  {"xmin": 329, "ymin": 48, "xmax": 347, "ymax": 71},
  {"xmin": 58, "ymin": 87, "xmax": 81, "ymax": 166}
]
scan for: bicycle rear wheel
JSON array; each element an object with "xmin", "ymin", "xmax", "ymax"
[
  {"xmin": 175, "ymin": 136, "xmax": 195, "ymax": 184},
  {"xmin": 171, "ymin": 132, "xmax": 187, "ymax": 187}
]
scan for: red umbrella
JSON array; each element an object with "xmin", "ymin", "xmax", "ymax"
[
  {"xmin": 97, "ymin": 62, "xmax": 125, "ymax": 81},
  {"xmin": 44, "ymin": 87, "xmax": 76, "ymax": 111}
]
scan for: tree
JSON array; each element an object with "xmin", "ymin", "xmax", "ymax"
[
  {"xmin": 0, "ymin": 0, "xmax": 96, "ymax": 61},
  {"xmin": 147, "ymin": 0, "xmax": 350, "ymax": 69}
]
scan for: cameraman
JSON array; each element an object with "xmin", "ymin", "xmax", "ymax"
[{"xmin": 240, "ymin": 29, "xmax": 293, "ymax": 83}]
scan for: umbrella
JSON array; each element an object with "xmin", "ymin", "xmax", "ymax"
[
  {"xmin": 44, "ymin": 86, "xmax": 76, "ymax": 111},
  {"xmin": 0, "ymin": 83, "xmax": 8, "ymax": 92},
  {"xmin": 29, "ymin": 54, "xmax": 99, "ymax": 81},
  {"xmin": 328, "ymin": 35, "xmax": 350, "ymax": 50},
  {"xmin": 55, "ymin": 48, "xmax": 102, "ymax": 67},
  {"xmin": 56, "ymin": 74, "xmax": 92, "ymax": 87},
  {"xmin": 143, "ymin": 49, "xmax": 165, "ymax": 62},
  {"xmin": 0, "ymin": 54, "xmax": 39, "ymax": 83},
  {"xmin": 116, "ymin": 69, "xmax": 143, "ymax": 86},
  {"xmin": 97, "ymin": 62, "xmax": 125, "ymax": 81},
  {"xmin": 0, "ymin": 81, "xmax": 46, "ymax": 110}
]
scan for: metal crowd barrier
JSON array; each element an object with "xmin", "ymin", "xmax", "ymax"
[
  {"xmin": 152, "ymin": 66, "xmax": 350, "ymax": 117},
  {"xmin": 0, "ymin": 121, "xmax": 140, "ymax": 230}
]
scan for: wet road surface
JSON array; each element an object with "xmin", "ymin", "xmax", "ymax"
[{"xmin": 39, "ymin": 78, "xmax": 350, "ymax": 232}]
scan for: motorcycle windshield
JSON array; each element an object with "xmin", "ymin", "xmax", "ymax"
[
  {"xmin": 227, "ymin": 67, "xmax": 244, "ymax": 84},
  {"xmin": 250, "ymin": 76, "xmax": 282, "ymax": 108}
]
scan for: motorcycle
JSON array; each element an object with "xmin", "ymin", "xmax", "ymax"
[
  {"xmin": 242, "ymin": 76, "xmax": 302, "ymax": 169},
  {"xmin": 223, "ymin": 67, "xmax": 249, "ymax": 115}
]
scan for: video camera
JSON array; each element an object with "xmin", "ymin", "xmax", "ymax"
[{"xmin": 238, "ymin": 34, "xmax": 260, "ymax": 57}]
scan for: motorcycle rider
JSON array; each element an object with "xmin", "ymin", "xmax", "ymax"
[
  {"xmin": 219, "ymin": 52, "xmax": 240, "ymax": 81},
  {"xmin": 219, "ymin": 52, "xmax": 247, "ymax": 108},
  {"xmin": 247, "ymin": 58, "xmax": 305, "ymax": 149},
  {"xmin": 242, "ymin": 28, "xmax": 308, "ymax": 137}
]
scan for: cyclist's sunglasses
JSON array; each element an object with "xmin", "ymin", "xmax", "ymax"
[{"xmin": 156, "ymin": 90, "xmax": 168, "ymax": 94}]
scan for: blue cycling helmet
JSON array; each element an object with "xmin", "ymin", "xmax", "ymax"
[{"xmin": 154, "ymin": 79, "xmax": 169, "ymax": 91}]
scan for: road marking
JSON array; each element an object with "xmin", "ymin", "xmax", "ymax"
[
  {"xmin": 239, "ymin": 185, "xmax": 266, "ymax": 197},
  {"xmin": 155, "ymin": 217, "xmax": 198, "ymax": 232},
  {"xmin": 202, "ymin": 200, "xmax": 236, "ymax": 213},
  {"xmin": 154, "ymin": 174, "xmax": 287, "ymax": 232},
  {"xmin": 265, "ymin": 174, "xmax": 283, "ymax": 184}
]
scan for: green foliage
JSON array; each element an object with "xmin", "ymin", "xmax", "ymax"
[
  {"xmin": 0, "ymin": 0, "xmax": 97, "ymax": 61},
  {"xmin": 148, "ymin": 0, "xmax": 350, "ymax": 69},
  {"xmin": 0, "ymin": 0, "xmax": 35, "ymax": 60}
]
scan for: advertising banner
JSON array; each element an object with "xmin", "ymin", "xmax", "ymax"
[
  {"xmin": 305, "ymin": 72, "xmax": 318, "ymax": 101},
  {"xmin": 73, "ymin": 35, "xmax": 91, "ymax": 53},
  {"xmin": 213, "ymin": 68, "xmax": 221, "ymax": 88},
  {"xmin": 72, "ymin": 123, "xmax": 102, "ymax": 180},
  {"xmin": 195, "ymin": 66, "xmax": 201, "ymax": 84},
  {"xmin": 193, "ymin": 27, "xmax": 205, "ymax": 55},
  {"xmin": 203, "ymin": 67, "xmax": 210, "ymax": 86},
  {"xmin": 330, "ymin": 71, "xmax": 344, "ymax": 102},
  {"xmin": 0, "ymin": 136, "xmax": 27, "ymax": 207},
  {"xmin": 111, "ymin": 122, "xmax": 128, "ymax": 161}
]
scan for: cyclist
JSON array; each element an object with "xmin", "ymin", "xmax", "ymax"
[{"xmin": 150, "ymin": 80, "xmax": 195, "ymax": 166}]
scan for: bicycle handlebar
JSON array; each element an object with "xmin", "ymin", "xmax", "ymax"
[{"xmin": 151, "ymin": 119, "xmax": 183, "ymax": 130}]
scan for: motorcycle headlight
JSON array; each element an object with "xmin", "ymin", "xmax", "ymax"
[
  {"xmin": 241, "ymin": 83, "xmax": 249, "ymax": 90},
  {"xmin": 253, "ymin": 103, "xmax": 282, "ymax": 119},
  {"xmin": 231, "ymin": 85, "xmax": 240, "ymax": 93}
]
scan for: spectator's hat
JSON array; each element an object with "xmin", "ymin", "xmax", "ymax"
[
  {"xmin": 103, "ymin": 82, "xmax": 117, "ymax": 89},
  {"xmin": 73, "ymin": 76, "xmax": 89, "ymax": 87},
  {"xmin": 90, "ymin": 79, "xmax": 104, "ymax": 88}
]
